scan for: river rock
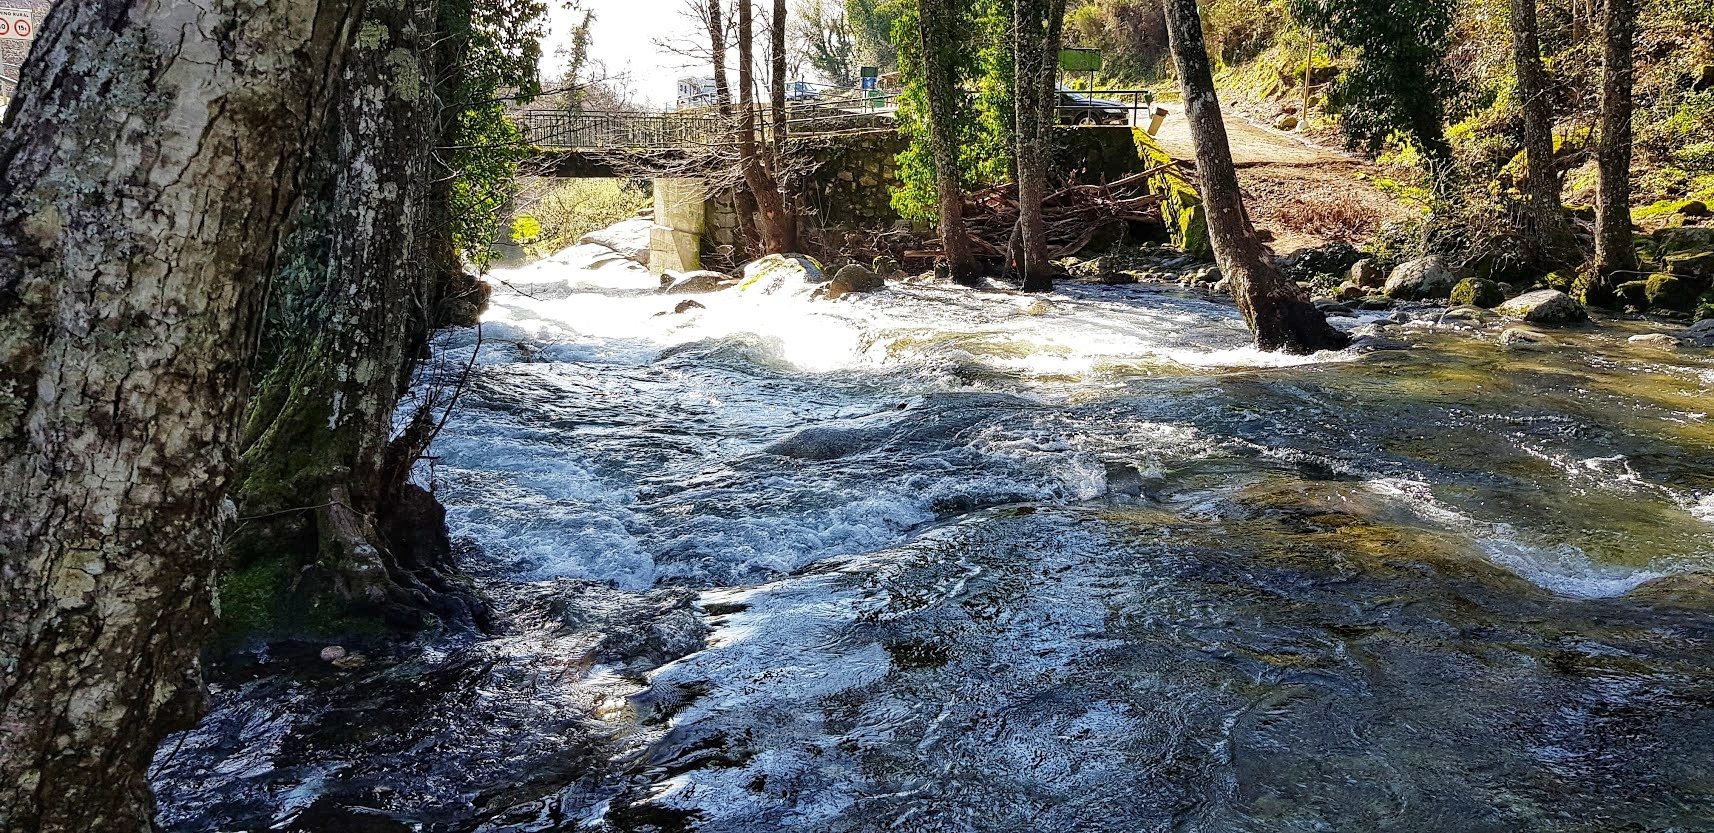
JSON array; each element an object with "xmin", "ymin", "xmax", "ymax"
[
  {"xmin": 1628, "ymin": 333, "xmax": 1681, "ymax": 349},
  {"xmin": 1437, "ymin": 305, "xmax": 1494, "ymax": 327},
  {"xmin": 1645, "ymin": 272, "xmax": 1703, "ymax": 311},
  {"xmin": 1350, "ymin": 258, "xmax": 1384, "ymax": 289},
  {"xmin": 1449, "ymin": 277, "xmax": 1504, "ymax": 308},
  {"xmin": 654, "ymin": 299, "xmax": 706, "ymax": 316},
  {"xmin": 1335, "ymin": 281, "xmax": 1365, "ymax": 301},
  {"xmin": 661, "ymin": 270, "xmax": 735, "ymax": 294},
  {"xmin": 1496, "ymin": 289, "xmax": 1587, "ymax": 324},
  {"xmin": 1384, "ymin": 256, "xmax": 1458, "ymax": 300},
  {"xmin": 816, "ymin": 264, "xmax": 886, "ymax": 301},
  {"xmin": 1665, "ymin": 251, "xmax": 1714, "ymax": 279},
  {"xmin": 1279, "ymin": 242, "xmax": 1361, "ymax": 282},
  {"xmin": 739, "ymin": 254, "xmax": 825, "ymax": 294},
  {"xmin": 1680, "ymin": 319, "xmax": 1714, "ymax": 347},
  {"xmin": 1499, "ymin": 327, "xmax": 1554, "ymax": 349},
  {"xmin": 579, "ymin": 217, "xmax": 653, "ymax": 265}
]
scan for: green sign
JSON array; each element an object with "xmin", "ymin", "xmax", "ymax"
[
  {"xmin": 860, "ymin": 66, "xmax": 879, "ymax": 78},
  {"xmin": 1059, "ymin": 49, "xmax": 1101, "ymax": 73}
]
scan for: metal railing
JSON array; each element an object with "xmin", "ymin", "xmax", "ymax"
[{"xmin": 516, "ymin": 87, "xmax": 1155, "ymax": 150}]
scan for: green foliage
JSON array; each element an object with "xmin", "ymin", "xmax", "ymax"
[
  {"xmin": 889, "ymin": 0, "xmax": 1014, "ymax": 220},
  {"xmin": 439, "ymin": 0, "xmax": 548, "ymax": 270},
  {"xmin": 846, "ymin": 0, "xmax": 904, "ymax": 72},
  {"xmin": 512, "ymin": 178, "xmax": 650, "ymax": 256},
  {"xmin": 1064, "ymin": 0, "xmax": 1169, "ymax": 83},
  {"xmin": 1291, "ymin": 0, "xmax": 1456, "ymax": 166}
]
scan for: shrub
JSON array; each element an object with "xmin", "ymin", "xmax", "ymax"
[{"xmin": 510, "ymin": 178, "xmax": 649, "ymax": 257}]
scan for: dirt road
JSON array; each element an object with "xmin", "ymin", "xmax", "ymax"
[{"xmin": 1149, "ymin": 107, "xmax": 1416, "ymax": 254}]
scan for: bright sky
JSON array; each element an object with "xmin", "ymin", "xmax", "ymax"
[{"xmin": 545, "ymin": 0, "xmax": 708, "ymax": 108}]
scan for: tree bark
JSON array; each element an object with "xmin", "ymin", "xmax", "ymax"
[
  {"xmin": 1013, "ymin": 0, "xmax": 1066, "ymax": 292},
  {"xmin": 1162, "ymin": 0, "xmax": 1347, "ymax": 354},
  {"xmin": 918, "ymin": 0, "xmax": 978, "ymax": 284},
  {"xmin": 0, "ymin": 0, "xmax": 359, "ymax": 827},
  {"xmin": 737, "ymin": 0, "xmax": 796, "ymax": 253},
  {"xmin": 1586, "ymin": 0, "xmax": 1637, "ymax": 304},
  {"xmin": 229, "ymin": 0, "xmax": 481, "ymax": 638},
  {"xmin": 1510, "ymin": 0, "xmax": 1572, "ymax": 266}
]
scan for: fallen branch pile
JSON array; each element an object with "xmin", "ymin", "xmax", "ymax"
[{"xmin": 906, "ymin": 163, "xmax": 1175, "ymax": 263}]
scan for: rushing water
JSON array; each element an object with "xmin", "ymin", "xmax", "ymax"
[{"xmin": 154, "ymin": 243, "xmax": 1714, "ymax": 832}]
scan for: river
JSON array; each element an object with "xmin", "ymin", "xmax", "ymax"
[{"xmin": 154, "ymin": 242, "xmax": 1714, "ymax": 832}]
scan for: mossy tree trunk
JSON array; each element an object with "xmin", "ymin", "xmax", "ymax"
[
  {"xmin": 228, "ymin": 0, "xmax": 483, "ymax": 641},
  {"xmin": 0, "ymin": 0, "xmax": 358, "ymax": 827},
  {"xmin": 1585, "ymin": 0, "xmax": 1638, "ymax": 304},
  {"xmin": 1013, "ymin": 0, "xmax": 1066, "ymax": 292},
  {"xmin": 917, "ymin": 0, "xmax": 979, "ymax": 284},
  {"xmin": 1163, "ymin": 0, "xmax": 1348, "ymax": 354}
]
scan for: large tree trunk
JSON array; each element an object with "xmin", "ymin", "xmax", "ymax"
[
  {"xmin": 737, "ymin": 0, "xmax": 796, "ymax": 253},
  {"xmin": 1586, "ymin": 0, "xmax": 1638, "ymax": 305},
  {"xmin": 1510, "ymin": 0, "xmax": 1572, "ymax": 265},
  {"xmin": 227, "ymin": 0, "xmax": 481, "ymax": 639},
  {"xmin": 1013, "ymin": 0, "xmax": 1066, "ymax": 292},
  {"xmin": 1162, "ymin": 0, "xmax": 1347, "ymax": 354},
  {"xmin": 918, "ymin": 0, "xmax": 979, "ymax": 285},
  {"xmin": 0, "ymin": 0, "xmax": 358, "ymax": 828}
]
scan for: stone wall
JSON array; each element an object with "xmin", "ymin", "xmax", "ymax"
[{"xmin": 793, "ymin": 131, "xmax": 908, "ymax": 230}]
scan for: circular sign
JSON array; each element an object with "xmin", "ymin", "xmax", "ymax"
[
  {"xmin": 14, "ymin": 19, "xmax": 28, "ymax": 37},
  {"xmin": 0, "ymin": 19, "xmax": 11, "ymax": 36}
]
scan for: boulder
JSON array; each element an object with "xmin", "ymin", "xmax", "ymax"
[
  {"xmin": 1665, "ymin": 250, "xmax": 1714, "ymax": 280},
  {"xmin": 1655, "ymin": 226, "xmax": 1714, "ymax": 255},
  {"xmin": 1496, "ymin": 289, "xmax": 1587, "ymax": 324},
  {"xmin": 1543, "ymin": 268, "xmax": 1579, "ymax": 293},
  {"xmin": 1279, "ymin": 242, "xmax": 1362, "ymax": 283},
  {"xmin": 661, "ymin": 269, "xmax": 736, "ymax": 294},
  {"xmin": 1449, "ymin": 277, "xmax": 1505, "ymax": 308},
  {"xmin": 1680, "ymin": 200, "xmax": 1711, "ymax": 218},
  {"xmin": 1696, "ymin": 290, "xmax": 1714, "ymax": 322},
  {"xmin": 654, "ymin": 299, "xmax": 706, "ymax": 317},
  {"xmin": 1314, "ymin": 300, "xmax": 1355, "ymax": 317},
  {"xmin": 1349, "ymin": 258, "xmax": 1385, "ymax": 289},
  {"xmin": 816, "ymin": 263, "xmax": 886, "ymax": 301},
  {"xmin": 1356, "ymin": 295, "xmax": 1395, "ymax": 310},
  {"xmin": 1273, "ymin": 114, "xmax": 1300, "ymax": 131},
  {"xmin": 738, "ymin": 254, "xmax": 825, "ymax": 294},
  {"xmin": 1499, "ymin": 327, "xmax": 1554, "ymax": 349},
  {"xmin": 1628, "ymin": 333, "xmax": 1681, "ymax": 349},
  {"xmin": 1681, "ymin": 319, "xmax": 1714, "ymax": 347},
  {"xmin": 579, "ymin": 217, "xmax": 653, "ymax": 265},
  {"xmin": 1335, "ymin": 281, "xmax": 1365, "ymax": 301},
  {"xmin": 1645, "ymin": 272, "xmax": 1702, "ymax": 311},
  {"xmin": 1383, "ymin": 256, "xmax": 1458, "ymax": 300}
]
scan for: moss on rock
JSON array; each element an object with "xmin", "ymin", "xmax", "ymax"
[
  {"xmin": 1450, "ymin": 277, "xmax": 1504, "ymax": 308},
  {"xmin": 1646, "ymin": 272, "xmax": 1702, "ymax": 311}
]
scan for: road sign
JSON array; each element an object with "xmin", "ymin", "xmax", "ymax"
[
  {"xmin": 0, "ymin": 8, "xmax": 34, "ymax": 40},
  {"xmin": 1059, "ymin": 48, "xmax": 1101, "ymax": 73}
]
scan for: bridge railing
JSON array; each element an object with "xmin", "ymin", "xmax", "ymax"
[{"xmin": 518, "ymin": 110, "xmax": 724, "ymax": 149}]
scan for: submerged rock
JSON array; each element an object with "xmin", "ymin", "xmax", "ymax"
[
  {"xmin": 1437, "ymin": 305, "xmax": 1494, "ymax": 327},
  {"xmin": 1496, "ymin": 289, "xmax": 1587, "ymax": 325},
  {"xmin": 1498, "ymin": 327, "xmax": 1554, "ymax": 349},
  {"xmin": 1628, "ymin": 333, "xmax": 1681, "ymax": 349},
  {"xmin": 1384, "ymin": 256, "xmax": 1458, "ymax": 300},
  {"xmin": 662, "ymin": 269, "xmax": 736, "ymax": 294}
]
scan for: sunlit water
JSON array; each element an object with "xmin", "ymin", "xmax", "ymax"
[{"xmin": 155, "ymin": 243, "xmax": 1714, "ymax": 832}]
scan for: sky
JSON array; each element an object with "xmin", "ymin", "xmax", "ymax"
[{"xmin": 545, "ymin": 0, "xmax": 709, "ymax": 109}]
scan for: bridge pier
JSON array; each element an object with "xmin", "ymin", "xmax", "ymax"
[{"xmin": 649, "ymin": 177, "xmax": 705, "ymax": 275}]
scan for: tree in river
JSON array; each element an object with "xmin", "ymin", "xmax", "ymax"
[
  {"xmin": 227, "ymin": 0, "xmax": 544, "ymax": 639},
  {"xmin": 1508, "ymin": 0, "xmax": 1573, "ymax": 267},
  {"xmin": 1162, "ymin": 0, "xmax": 1349, "ymax": 354},
  {"xmin": 1581, "ymin": 0, "xmax": 1639, "ymax": 305},
  {"xmin": 1013, "ymin": 0, "xmax": 1068, "ymax": 291},
  {"xmin": 737, "ymin": 0, "xmax": 799, "ymax": 252},
  {"xmin": 0, "ymin": 0, "xmax": 359, "ymax": 826},
  {"xmin": 910, "ymin": 0, "xmax": 980, "ymax": 283}
]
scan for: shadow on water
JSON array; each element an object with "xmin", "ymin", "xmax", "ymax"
[{"xmin": 153, "ymin": 250, "xmax": 1714, "ymax": 832}]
